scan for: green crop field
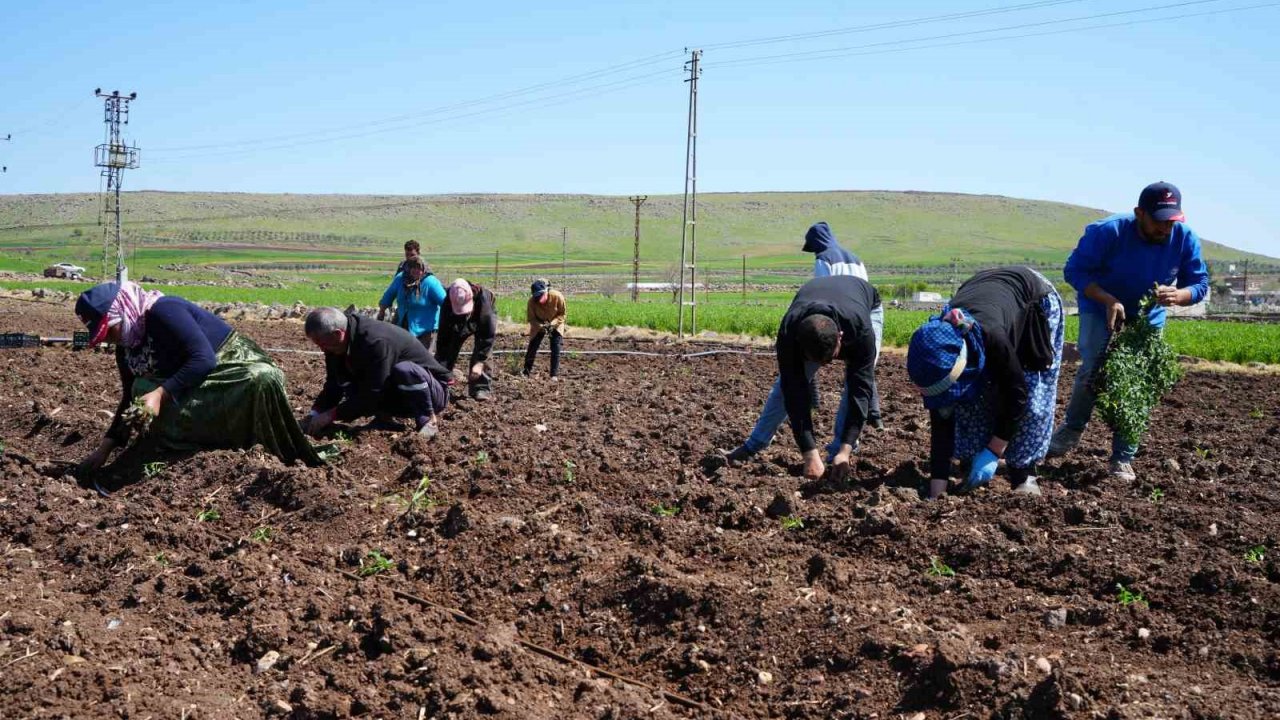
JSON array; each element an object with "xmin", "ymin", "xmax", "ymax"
[{"xmin": 5, "ymin": 278, "xmax": 1278, "ymax": 364}]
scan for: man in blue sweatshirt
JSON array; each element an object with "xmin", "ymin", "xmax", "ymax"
[{"xmin": 1048, "ymin": 182, "xmax": 1209, "ymax": 480}]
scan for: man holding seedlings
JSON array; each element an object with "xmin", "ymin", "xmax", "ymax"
[
  {"xmin": 724, "ymin": 222, "xmax": 884, "ymax": 463},
  {"xmin": 768, "ymin": 274, "xmax": 881, "ymax": 482},
  {"xmin": 435, "ymin": 278, "xmax": 497, "ymax": 401},
  {"xmin": 906, "ymin": 267, "xmax": 1064, "ymax": 499},
  {"xmin": 303, "ymin": 306, "xmax": 452, "ymax": 438},
  {"xmin": 1049, "ymin": 182, "xmax": 1209, "ymax": 479},
  {"xmin": 524, "ymin": 278, "xmax": 567, "ymax": 379},
  {"xmin": 73, "ymin": 281, "xmax": 323, "ymax": 473}
]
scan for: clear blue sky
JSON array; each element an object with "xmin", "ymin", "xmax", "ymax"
[{"xmin": 2, "ymin": 0, "xmax": 1278, "ymax": 257}]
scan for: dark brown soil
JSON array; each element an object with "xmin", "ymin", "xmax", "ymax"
[{"xmin": 2, "ymin": 296, "xmax": 1278, "ymax": 719}]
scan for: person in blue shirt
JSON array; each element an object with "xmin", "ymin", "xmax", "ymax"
[
  {"xmin": 377, "ymin": 255, "xmax": 447, "ymax": 352},
  {"xmin": 1049, "ymin": 182, "xmax": 1209, "ymax": 480}
]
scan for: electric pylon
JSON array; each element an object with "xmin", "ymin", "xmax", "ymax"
[{"xmin": 93, "ymin": 89, "xmax": 140, "ymax": 282}]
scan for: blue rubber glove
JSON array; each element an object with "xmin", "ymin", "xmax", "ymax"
[{"xmin": 965, "ymin": 448, "xmax": 999, "ymax": 489}]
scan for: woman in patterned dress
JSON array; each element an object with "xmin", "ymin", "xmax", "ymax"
[{"xmin": 906, "ymin": 267, "xmax": 1064, "ymax": 499}]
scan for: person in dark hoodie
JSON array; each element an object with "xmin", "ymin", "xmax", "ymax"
[
  {"xmin": 435, "ymin": 278, "xmax": 497, "ymax": 401},
  {"xmin": 906, "ymin": 267, "xmax": 1064, "ymax": 499},
  {"xmin": 724, "ymin": 223, "xmax": 883, "ymax": 463},
  {"xmin": 767, "ymin": 275, "xmax": 881, "ymax": 482},
  {"xmin": 73, "ymin": 281, "xmax": 323, "ymax": 474},
  {"xmin": 303, "ymin": 307, "xmax": 453, "ymax": 439}
]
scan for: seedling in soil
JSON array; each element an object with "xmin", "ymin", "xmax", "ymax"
[
  {"xmin": 652, "ymin": 503, "xmax": 680, "ymax": 518},
  {"xmin": 926, "ymin": 556, "xmax": 956, "ymax": 578},
  {"xmin": 143, "ymin": 461, "xmax": 167, "ymax": 478},
  {"xmin": 250, "ymin": 526, "xmax": 274, "ymax": 543},
  {"xmin": 1194, "ymin": 446, "xmax": 1211, "ymax": 460},
  {"xmin": 780, "ymin": 515, "xmax": 805, "ymax": 531},
  {"xmin": 359, "ymin": 550, "xmax": 394, "ymax": 577},
  {"xmin": 1244, "ymin": 546, "xmax": 1267, "ymax": 565},
  {"xmin": 1249, "ymin": 407, "xmax": 1264, "ymax": 419},
  {"xmin": 404, "ymin": 474, "xmax": 437, "ymax": 515},
  {"xmin": 561, "ymin": 460, "xmax": 576, "ymax": 485},
  {"xmin": 153, "ymin": 552, "xmax": 169, "ymax": 566},
  {"xmin": 1116, "ymin": 583, "xmax": 1148, "ymax": 608},
  {"xmin": 333, "ymin": 431, "xmax": 352, "ymax": 444},
  {"xmin": 196, "ymin": 507, "xmax": 221, "ymax": 523},
  {"xmin": 1148, "ymin": 487, "xmax": 1165, "ymax": 504},
  {"xmin": 473, "ymin": 450, "xmax": 489, "ymax": 467}
]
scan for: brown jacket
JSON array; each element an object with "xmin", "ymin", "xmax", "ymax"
[{"xmin": 527, "ymin": 289, "xmax": 567, "ymax": 336}]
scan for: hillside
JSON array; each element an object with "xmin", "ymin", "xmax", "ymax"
[{"xmin": 0, "ymin": 191, "xmax": 1274, "ymax": 276}]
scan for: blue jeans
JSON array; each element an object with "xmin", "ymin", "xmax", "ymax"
[
  {"xmin": 1060, "ymin": 311, "xmax": 1139, "ymax": 462},
  {"xmin": 744, "ymin": 306, "xmax": 883, "ymax": 459}
]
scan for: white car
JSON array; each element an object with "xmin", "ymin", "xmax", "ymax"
[{"xmin": 43, "ymin": 263, "xmax": 86, "ymax": 279}]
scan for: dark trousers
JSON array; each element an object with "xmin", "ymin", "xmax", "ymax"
[
  {"xmin": 387, "ymin": 361, "xmax": 447, "ymax": 419},
  {"xmin": 435, "ymin": 332, "xmax": 492, "ymax": 397},
  {"xmin": 415, "ymin": 331, "xmax": 436, "ymax": 355},
  {"xmin": 524, "ymin": 330, "xmax": 562, "ymax": 377}
]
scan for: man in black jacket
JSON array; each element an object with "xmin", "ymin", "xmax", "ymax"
[
  {"xmin": 775, "ymin": 275, "xmax": 881, "ymax": 482},
  {"xmin": 435, "ymin": 278, "xmax": 498, "ymax": 401},
  {"xmin": 302, "ymin": 307, "xmax": 452, "ymax": 438}
]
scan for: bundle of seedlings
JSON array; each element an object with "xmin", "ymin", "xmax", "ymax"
[
  {"xmin": 1094, "ymin": 287, "xmax": 1184, "ymax": 447},
  {"xmin": 119, "ymin": 397, "xmax": 157, "ymax": 438}
]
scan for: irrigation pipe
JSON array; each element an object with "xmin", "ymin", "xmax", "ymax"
[{"xmin": 258, "ymin": 346, "xmax": 765, "ymax": 359}]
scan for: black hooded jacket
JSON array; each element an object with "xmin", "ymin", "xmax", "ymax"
[{"xmin": 776, "ymin": 275, "xmax": 881, "ymax": 453}]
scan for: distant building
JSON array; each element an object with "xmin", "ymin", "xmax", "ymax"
[
  {"xmin": 1224, "ymin": 275, "xmax": 1262, "ymax": 293},
  {"xmin": 911, "ymin": 291, "xmax": 944, "ymax": 303}
]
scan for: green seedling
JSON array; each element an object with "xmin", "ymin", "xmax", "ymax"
[
  {"xmin": 561, "ymin": 460, "xmax": 576, "ymax": 485},
  {"xmin": 359, "ymin": 550, "xmax": 394, "ymax": 577},
  {"xmin": 153, "ymin": 552, "xmax": 169, "ymax": 566},
  {"xmin": 1148, "ymin": 487, "xmax": 1165, "ymax": 504},
  {"xmin": 1116, "ymin": 583, "xmax": 1148, "ymax": 608},
  {"xmin": 926, "ymin": 556, "xmax": 956, "ymax": 578},
  {"xmin": 405, "ymin": 474, "xmax": 437, "ymax": 514},
  {"xmin": 652, "ymin": 503, "xmax": 680, "ymax": 518},
  {"xmin": 780, "ymin": 515, "xmax": 805, "ymax": 531},
  {"xmin": 1249, "ymin": 407, "xmax": 1264, "ymax": 419},
  {"xmin": 121, "ymin": 398, "xmax": 157, "ymax": 436},
  {"xmin": 1193, "ymin": 446, "xmax": 1211, "ymax": 460},
  {"xmin": 473, "ymin": 450, "xmax": 489, "ymax": 467},
  {"xmin": 1244, "ymin": 545, "xmax": 1266, "ymax": 565},
  {"xmin": 196, "ymin": 507, "xmax": 221, "ymax": 523},
  {"xmin": 250, "ymin": 526, "xmax": 274, "ymax": 543},
  {"xmin": 333, "ymin": 431, "xmax": 352, "ymax": 444},
  {"xmin": 143, "ymin": 461, "xmax": 167, "ymax": 478}
]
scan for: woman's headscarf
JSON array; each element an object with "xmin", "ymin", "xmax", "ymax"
[
  {"xmin": 906, "ymin": 306, "xmax": 986, "ymax": 409},
  {"xmin": 402, "ymin": 256, "xmax": 427, "ymax": 296},
  {"xmin": 75, "ymin": 281, "xmax": 165, "ymax": 348}
]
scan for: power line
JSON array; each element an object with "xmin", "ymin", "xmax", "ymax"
[
  {"xmin": 148, "ymin": 49, "xmax": 686, "ymax": 153},
  {"xmin": 147, "ymin": 67, "xmax": 682, "ymax": 163},
  {"xmin": 705, "ymin": 1, "xmax": 1280, "ymax": 70},
  {"xmin": 701, "ymin": 0, "xmax": 1090, "ymax": 50},
  {"xmin": 705, "ymin": 0, "xmax": 1234, "ymax": 68}
]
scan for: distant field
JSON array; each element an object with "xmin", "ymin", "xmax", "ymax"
[{"xmin": 4, "ymin": 279, "xmax": 1278, "ymax": 364}]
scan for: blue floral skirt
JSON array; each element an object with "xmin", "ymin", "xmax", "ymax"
[{"xmin": 952, "ymin": 289, "xmax": 1064, "ymax": 469}]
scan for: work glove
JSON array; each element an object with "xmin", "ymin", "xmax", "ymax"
[{"xmin": 964, "ymin": 448, "xmax": 999, "ymax": 489}]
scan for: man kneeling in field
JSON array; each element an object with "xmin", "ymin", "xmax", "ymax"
[{"xmin": 302, "ymin": 307, "xmax": 452, "ymax": 439}]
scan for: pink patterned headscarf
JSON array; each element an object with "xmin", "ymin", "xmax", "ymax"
[{"xmin": 105, "ymin": 281, "xmax": 165, "ymax": 348}]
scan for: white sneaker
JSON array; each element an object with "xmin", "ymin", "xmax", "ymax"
[
  {"xmin": 1013, "ymin": 477, "xmax": 1042, "ymax": 496},
  {"xmin": 1108, "ymin": 460, "xmax": 1136, "ymax": 481}
]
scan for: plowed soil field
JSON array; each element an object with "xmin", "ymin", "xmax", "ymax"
[{"xmin": 2, "ymin": 296, "xmax": 1278, "ymax": 719}]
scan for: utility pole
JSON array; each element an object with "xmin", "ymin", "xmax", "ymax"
[
  {"xmin": 561, "ymin": 227, "xmax": 568, "ymax": 291},
  {"xmin": 1, "ymin": 133, "xmax": 9, "ymax": 173},
  {"xmin": 629, "ymin": 195, "xmax": 648, "ymax": 301},
  {"xmin": 93, "ymin": 89, "xmax": 140, "ymax": 283},
  {"xmin": 493, "ymin": 250, "xmax": 499, "ymax": 289},
  {"xmin": 1242, "ymin": 258, "xmax": 1250, "ymax": 307},
  {"xmin": 742, "ymin": 255, "xmax": 747, "ymax": 300},
  {"xmin": 677, "ymin": 48, "xmax": 702, "ymax": 338},
  {"xmin": 950, "ymin": 256, "xmax": 961, "ymax": 297}
]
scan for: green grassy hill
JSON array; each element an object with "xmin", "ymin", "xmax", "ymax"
[{"xmin": 1, "ymin": 191, "xmax": 1274, "ymax": 281}]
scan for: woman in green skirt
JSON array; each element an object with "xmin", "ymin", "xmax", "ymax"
[{"xmin": 74, "ymin": 281, "xmax": 324, "ymax": 472}]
